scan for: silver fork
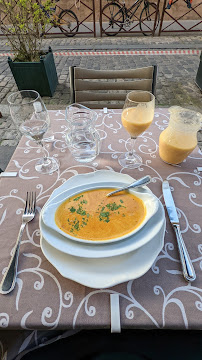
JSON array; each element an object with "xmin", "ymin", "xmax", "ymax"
[{"xmin": 0, "ymin": 192, "xmax": 36, "ymax": 295}]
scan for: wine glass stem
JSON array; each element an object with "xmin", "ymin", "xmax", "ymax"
[
  {"xmin": 129, "ymin": 136, "xmax": 137, "ymax": 157},
  {"xmin": 38, "ymin": 140, "xmax": 48, "ymax": 163}
]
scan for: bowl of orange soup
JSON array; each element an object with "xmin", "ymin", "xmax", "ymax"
[{"xmin": 42, "ymin": 183, "xmax": 159, "ymax": 244}]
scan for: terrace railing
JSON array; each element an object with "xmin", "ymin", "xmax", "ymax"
[
  {"xmin": 99, "ymin": 0, "xmax": 161, "ymax": 36},
  {"xmin": 0, "ymin": 0, "xmax": 96, "ymax": 38},
  {"xmin": 158, "ymin": 0, "xmax": 202, "ymax": 34}
]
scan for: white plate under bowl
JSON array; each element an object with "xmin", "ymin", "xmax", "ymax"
[
  {"xmin": 40, "ymin": 200, "xmax": 164, "ymax": 258},
  {"xmin": 40, "ymin": 219, "xmax": 166, "ymax": 289},
  {"xmin": 42, "ymin": 181, "xmax": 159, "ymax": 244}
]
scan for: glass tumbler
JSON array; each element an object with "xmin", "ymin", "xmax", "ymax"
[
  {"xmin": 66, "ymin": 128, "xmax": 100, "ymax": 163},
  {"xmin": 65, "ymin": 103, "xmax": 98, "ymax": 131}
]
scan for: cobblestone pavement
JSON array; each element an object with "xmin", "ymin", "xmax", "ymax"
[{"xmin": 0, "ymin": 34, "xmax": 202, "ymax": 169}]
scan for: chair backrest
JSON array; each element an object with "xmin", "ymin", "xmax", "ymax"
[{"xmin": 69, "ymin": 65, "xmax": 157, "ymax": 109}]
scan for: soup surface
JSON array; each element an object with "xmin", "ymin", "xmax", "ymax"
[{"xmin": 55, "ymin": 188, "xmax": 146, "ymax": 241}]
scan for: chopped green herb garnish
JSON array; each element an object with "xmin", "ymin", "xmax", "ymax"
[
  {"xmin": 77, "ymin": 206, "xmax": 86, "ymax": 216},
  {"xmin": 74, "ymin": 221, "xmax": 80, "ymax": 230},
  {"xmin": 99, "ymin": 211, "xmax": 110, "ymax": 223},
  {"xmin": 81, "ymin": 199, "xmax": 87, "ymax": 204},
  {"xmin": 73, "ymin": 195, "xmax": 83, "ymax": 201},
  {"xmin": 106, "ymin": 202, "xmax": 121, "ymax": 211},
  {"xmin": 67, "ymin": 194, "xmax": 127, "ymax": 233},
  {"xmin": 100, "ymin": 211, "xmax": 109, "ymax": 217}
]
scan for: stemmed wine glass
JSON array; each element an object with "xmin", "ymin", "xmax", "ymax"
[
  {"xmin": 7, "ymin": 90, "xmax": 59, "ymax": 174},
  {"xmin": 118, "ymin": 90, "xmax": 155, "ymax": 169}
]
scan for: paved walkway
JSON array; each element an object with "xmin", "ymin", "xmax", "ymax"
[{"xmin": 0, "ymin": 34, "xmax": 202, "ymax": 169}]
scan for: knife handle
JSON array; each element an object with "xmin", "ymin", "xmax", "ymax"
[{"xmin": 173, "ymin": 224, "xmax": 196, "ymax": 282}]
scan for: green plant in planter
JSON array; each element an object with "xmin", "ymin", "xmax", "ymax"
[
  {"xmin": 0, "ymin": 0, "xmax": 59, "ymax": 96},
  {"xmin": 0, "ymin": 0, "xmax": 55, "ymax": 62}
]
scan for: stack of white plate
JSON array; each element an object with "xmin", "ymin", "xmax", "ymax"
[{"xmin": 40, "ymin": 170, "xmax": 166, "ymax": 288}]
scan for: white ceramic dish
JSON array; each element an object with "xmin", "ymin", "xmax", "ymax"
[
  {"xmin": 40, "ymin": 219, "xmax": 166, "ymax": 289},
  {"xmin": 42, "ymin": 181, "xmax": 159, "ymax": 244},
  {"xmin": 40, "ymin": 199, "xmax": 164, "ymax": 258},
  {"xmin": 40, "ymin": 170, "xmax": 165, "ymax": 258}
]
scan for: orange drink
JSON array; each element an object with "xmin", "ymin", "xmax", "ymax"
[
  {"xmin": 159, "ymin": 106, "xmax": 201, "ymax": 165},
  {"xmin": 122, "ymin": 106, "xmax": 154, "ymax": 137},
  {"xmin": 118, "ymin": 90, "xmax": 155, "ymax": 169},
  {"xmin": 159, "ymin": 130, "xmax": 197, "ymax": 164}
]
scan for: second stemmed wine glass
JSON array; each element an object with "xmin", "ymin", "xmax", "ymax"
[
  {"xmin": 118, "ymin": 90, "xmax": 155, "ymax": 169},
  {"xmin": 7, "ymin": 90, "xmax": 59, "ymax": 174}
]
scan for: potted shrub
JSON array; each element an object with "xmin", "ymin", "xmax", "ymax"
[{"xmin": 0, "ymin": 0, "xmax": 58, "ymax": 96}]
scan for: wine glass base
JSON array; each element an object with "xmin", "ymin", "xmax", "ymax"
[
  {"xmin": 35, "ymin": 157, "xmax": 59, "ymax": 174},
  {"xmin": 118, "ymin": 152, "xmax": 142, "ymax": 169}
]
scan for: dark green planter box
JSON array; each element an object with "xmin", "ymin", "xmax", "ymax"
[
  {"xmin": 8, "ymin": 47, "xmax": 58, "ymax": 97},
  {"xmin": 196, "ymin": 51, "xmax": 202, "ymax": 91}
]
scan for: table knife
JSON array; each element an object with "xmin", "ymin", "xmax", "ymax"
[
  {"xmin": 197, "ymin": 129, "xmax": 202, "ymax": 152},
  {"xmin": 162, "ymin": 180, "xmax": 196, "ymax": 282}
]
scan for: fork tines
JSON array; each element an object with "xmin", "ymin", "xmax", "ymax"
[{"xmin": 25, "ymin": 192, "xmax": 36, "ymax": 214}]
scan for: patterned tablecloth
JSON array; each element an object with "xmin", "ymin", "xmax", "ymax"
[{"xmin": 0, "ymin": 109, "xmax": 201, "ymax": 360}]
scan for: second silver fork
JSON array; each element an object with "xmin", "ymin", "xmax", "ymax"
[{"xmin": 0, "ymin": 192, "xmax": 36, "ymax": 295}]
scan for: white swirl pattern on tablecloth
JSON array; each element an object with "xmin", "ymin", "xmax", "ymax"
[{"xmin": 0, "ymin": 109, "xmax": 201, "ymax": 360}]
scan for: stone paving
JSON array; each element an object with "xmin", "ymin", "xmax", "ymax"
[{"xmin": 0, "ymin": 34, "xmax": 202, "ymax": 169}]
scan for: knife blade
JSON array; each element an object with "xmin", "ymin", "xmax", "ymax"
[{"xmin": 162, "ymin": 180, "xmax": 196, "ymax": 282}]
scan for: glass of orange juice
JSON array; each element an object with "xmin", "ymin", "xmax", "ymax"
[{"xmin": 118, "ymin": 90, "xmax": 155, "ymax": 169}]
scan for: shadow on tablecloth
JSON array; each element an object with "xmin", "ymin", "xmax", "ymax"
[{"xmin": 21, "ymin": 329, "xmax": 202, "ymax": 360}]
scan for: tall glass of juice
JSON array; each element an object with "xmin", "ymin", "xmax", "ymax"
[{"xmin": 118, "ymin": 90, "xmax": 155, "ymax": 169}]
